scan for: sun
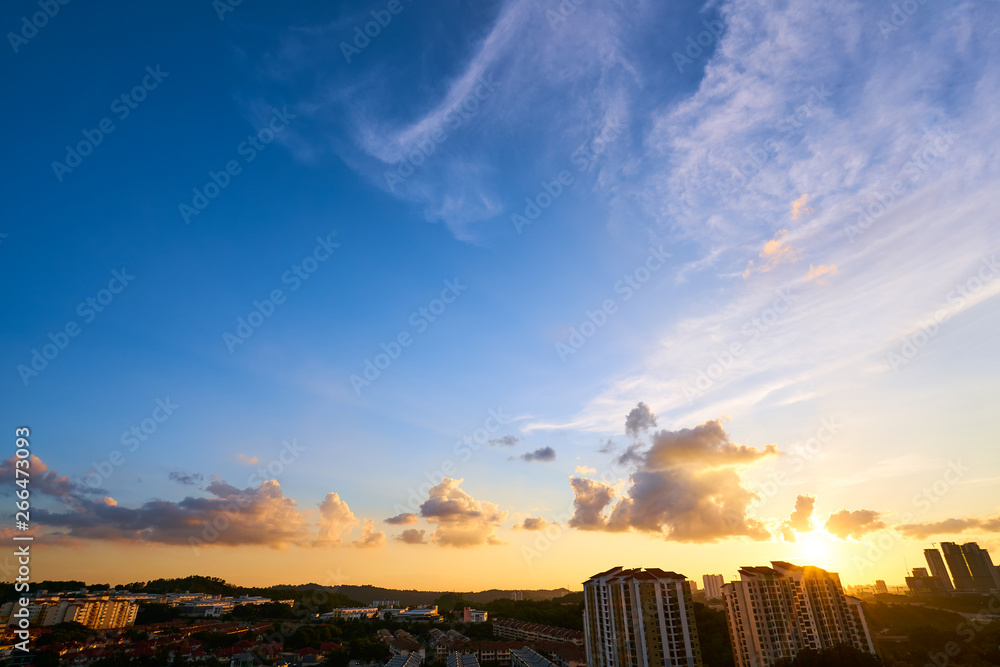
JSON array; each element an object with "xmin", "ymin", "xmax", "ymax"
[{"xmin": 796, "ymin": 532, "xmax": 835, "ymax": 566}]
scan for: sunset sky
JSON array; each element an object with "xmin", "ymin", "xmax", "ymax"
[{"xmin": 2, "ymin": 0, "xmax": 999, "ymax": 592}]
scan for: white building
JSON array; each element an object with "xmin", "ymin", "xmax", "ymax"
[
  {"xmin": 722, "ymin": 561, "xmax": 875, "ymax": 667},
  {"xmin": 701, "ymin": 575, "xmax": 724, "ymax": 601}
]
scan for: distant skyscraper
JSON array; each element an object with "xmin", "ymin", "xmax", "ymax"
[
  {"xmin": 722, "ymin": 561, "xmax": 875, "ymax": 667},
  {"xmin": 875, "ymin": 580, "xmax": 888, "ymax": 595},
  {"xmin": 961, "ymin": 543, "xmax": 1000, "ymax": 592},
  {"xmin": 584, "ymin": 566, "xmax": 703, "ymax": 667},
  {"xmin": 941, "ymin": 542, "xmax": 977, "ymax": 590},
  {"xmin": 924, "ymin": 548, "xmax": 955, "ymax": 591},
  {"xmin": 702, "ymin": 574, "xmax": 724, "ymax": 600}
]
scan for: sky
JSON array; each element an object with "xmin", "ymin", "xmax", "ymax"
[{"xmin": 2, "ymin": 0, "xmax": 999, "ymax": 592}]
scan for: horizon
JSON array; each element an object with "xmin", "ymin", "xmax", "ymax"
[{"xmin": 3, "ymin": 0, "xmax": 1000, "ymax": 599}]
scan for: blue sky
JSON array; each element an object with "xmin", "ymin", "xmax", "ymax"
[{"xmin": 2, "ymin": 0, "xmax": 1000, "ymax": 588}]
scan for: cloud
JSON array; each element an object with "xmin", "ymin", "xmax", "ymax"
[
  {"xmin": 897, "ymin": 515, "xmax": 1000, "ymax": 539},
  {"xmin": 317, "ymin": 492, "xmax": 359, "ymax": 546},
  {"xmin": 519, "ymin": 446, "xmax": 556, "ymax": 462},
  {"xmin": 419, "ymin": 478, "xmax": 507, "ymax": 547},
  {"xmin": 396, "ymin": 528, "xmax": 428, "ymax": 544},
  {"xmin": 805, "ymin": 263, "xmax": 838, "ymax": 283},
  {"xmin": 168, "ymin": 471, "xmax": 203, "ymax": 486},
  {"xmin": 0, "ymin": 455, "xmax": 96, "ymax": 498},
  {"xmin": 385, "ymin": 513, "xmax": 419, "ymax": 525},
  {"xmin": 744, "ymin": 230, "xmax": 797, "ymax": 278},
  {"xmin": 237, "ymin": 454, "xmax": 259, "ymax": 465},
  {"xmin": 575, "ymin": 465, "xmax": 597, "ymax": 474},
  {"xmin": 35, "ymin": 479, "xmax": 312, "ymax": 548},
  {"xmin": 624, "ymin": 402, "xmax": 658, "ymax": 438},
  {"xmin": 353, "ymin": 519, "xmax": 386, "ymax": 549},
  {"xmin": 489, "ymin": 435, "xmax": 519, "ymax": 447},
  {"xmin": 791, "ymin": 193, "xmax": 813, "ymax": 220},
  {"xmin": 569, "ymin": 417, "xmax": 776, "ymax": 542},
  {"xmin": 781, "ymin": 494, "xmax": 816, "ymax": 541},
  {"xmin": 517, "ymin": 517, "xmax": 549, "ymax": 531},
  {"xmin": 825, "ymin": 509, "xmax": 886, "ymax": 540}
]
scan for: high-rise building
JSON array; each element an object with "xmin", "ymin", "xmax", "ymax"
[
  {"xmin": 874, "ymin": 580, "xmax": 888, "ymax": 595},
  {"xmin": 583, "ymin": 566, "xmax": 703, "ymax": 667},
  {"xmin": 721, "ymin": 561, "xmax": 875, "ymax": 667},
  {"xmin": 924, "ymin": 548, "xmax": 955, "ymax": 591},
  {"xmin": 961, "ymin": 543, "xmax": 1000, "ymax": 592},
  {"xmin": 941, "ymin": 542, "xmax": 977, "ymax": 590},
  {"xmin": 702, "ymin": 575, "xmax": 724, "ymax": 601}
]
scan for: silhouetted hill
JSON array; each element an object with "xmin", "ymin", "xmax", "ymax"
[{"xmin": 268, "ymin": 583, "xmax": 574, "ymax": 606}]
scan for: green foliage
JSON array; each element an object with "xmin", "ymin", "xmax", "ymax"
[
  {"xmin": 772, "ymin": 645, "xmax": 884, "ymax": 666},
  {"xmin": 478, "ymin": 594, "xmax": 584, "ymax": 630},
  {"xmin": 862, "ymin": 600, "xmax": 1000, "ymax": 666},
  {"xmin": 229, "ymin": 601, "xmax": 297, "ymax": 621},
  {"xmin": 693, "ymin": 603, "xmax": 735, "ymax": 667},
  {"xmin": 34, "ymin": 621, "xmax": 94, "ymax": 647}
]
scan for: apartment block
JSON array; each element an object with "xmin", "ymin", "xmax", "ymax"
[
  {"xmin": 701, "ymin": 575, "xmax": 724, "ymax": 601},
  {"xmin": 722, "ymin": 561, "xmax": 875, "ymax": 667},
  {"xmin": 583, "ymin": 566, "xmax": 703, "ymax": 667}
]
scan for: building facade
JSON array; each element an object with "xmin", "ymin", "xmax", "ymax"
[
  {"xmin": 702, "ymin": 575, "xmax": 724, "ymax": 601},
  {"xmin": 941, "ymin": 542, "xmax": 977, "ymax": 591},
  {"xmin": 924, "ymin": 548, "xmax": 955, "ymax": 591},
  {"xmin": 721, "ymin": 561, "xmax": 875, "ymax": 667},
  {"xmin": 583, "ymin": 566, "xmax": 703, "ymax": 667}
]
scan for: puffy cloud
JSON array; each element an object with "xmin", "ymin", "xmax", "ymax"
[
  {"xmin": 385, "ymin": 512, "xmax": 419, "ymax": 525},
  {"xmin": 625, "ymin": 402, "xmax": 658, "ymax": 438},
  {"xmin": 168, "ymin": 471, "xmax": 203, "ymax": 486},
  {"xmin": 36, "ymin": 479, "xmax": 311, "ymax": 548},
  {"xmin": 791, "ymin": 193, "xmax": 813, "ymax": 220},
  {"xmin": 575, "ymin": 465, "xmax": 597, "ymax": 474},
  {"xmin": 237, "ymin": 454, "xmax": 259, "ymax": 465},
  {"xmin": 396, "ymin": 528, "xmax": 428, "ymax": 544},
  {"xmin": 317, "ymin": 492, "xmax": 359, "ymax": 546},
  {"xmin": 0, "ymin": 455, "xmax": 92, "ymax": 498},
  {"xmin": 519, "ymin": 447, "xmax": 556, "ymax": 462},
  {"xmin": 825, "ymin": 509, "xmax": 886, "ymax": 540},
  {"xmin": 781, "ymin": 495, "xmax": 815, "ymax": 541},
  {"xmin": 517, "ymin": 517, "xmax": 549, "ymax": 531},
  {"xmin": 489, "ymin": 435, "xmax": 519, "ymax": 447},
  {"xmin": 353, "ymin": 519, "xmax": 386, "ymax": 549},
  {"xmin": 897, "ymin": 515, "xmax": 1000, "ymax": 539},
  {"xmin": 569, "ymin": 418, "xmax": 776, "ymax": 542},
  {"xmin": 806, "ymin": 263, "xmax": 838, "ymax": 284},
  {"xmin": 419, "ymin": 478, "xmax": 507, "ymax": 547}
]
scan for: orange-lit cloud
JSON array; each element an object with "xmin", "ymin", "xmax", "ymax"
[
  {"xmin": 781, "ymin": 494, "xmax": 815, "ymax": 541},
  {"xmin": 825, "ymin": 509, "xmax": 886, "ymax": 539},
  {"xmin": 419, "ymin": 478, "xmax": 508, "ymax": 547},
  {"xmin": 574, "ymin": 465, "xmax": 596, "ymax": 474},
  {"xmin": 516, "ymin": 517, "xmax": 549, "ymax": 531},
  {"xmin": 237, "ymin": 454, "xmax": 259, "ymax": 465},
  {"xmin": 353, "ymin": 519, "xmax": 386, "ymax": 549},
  {"xmin": 317, "ymin": 492, "xmax": 359, "ymax": 546},
  {"xmin": 806, "ymin": 263, "xmax": 838, "ymax": 284},
  {"xmin": 396, "ymin": 528, "xmax": 428, "ymax": 544},
  {"xmin": 897, "ymin": 515, "xmax": 1000, "ymax": 539},
  {"xmin": 385, "ymin": 512, "xmax": 419, "ymax": 525},
  {"xmin": 569, "ymin": 411, "xmax": 776, "ymax": 542},
  {"xmin": 743, "ymin": 230, "xmax": 797, "ymax": 278},
  {"xmin": 791, "ymin": 193, "xmax": 813, "ymax": 220}
]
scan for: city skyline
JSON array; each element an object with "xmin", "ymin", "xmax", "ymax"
[{"xmin": 3, "ymin": 0, "xmax": 1000, "ymax": 593}]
